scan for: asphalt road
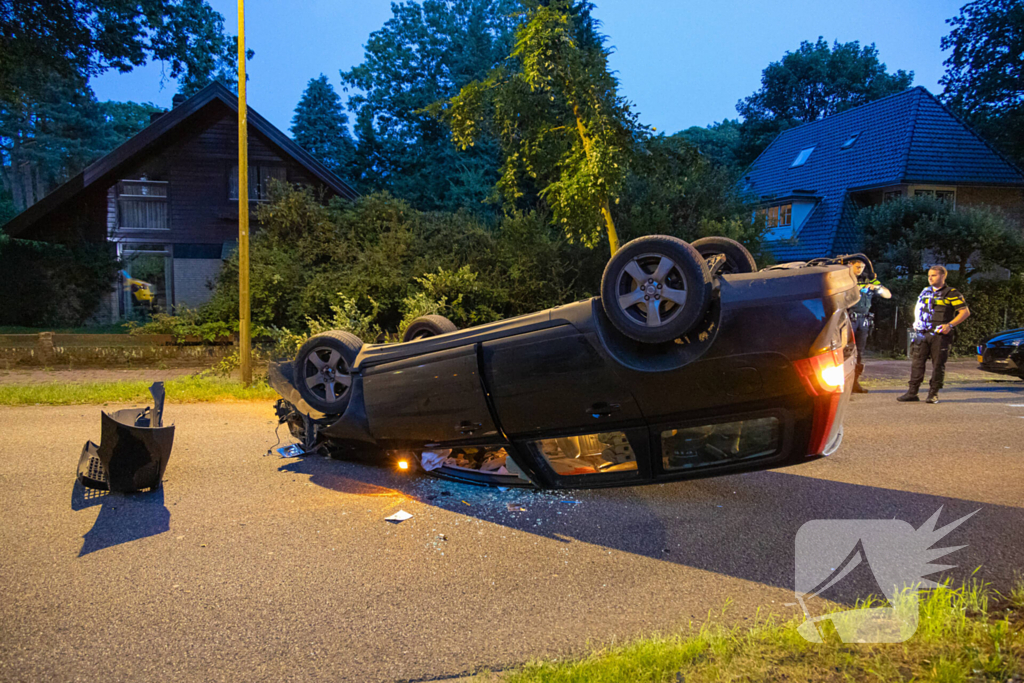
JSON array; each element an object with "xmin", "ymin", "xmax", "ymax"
[{"xmin": 1, "ymin": 376, "xmax": 1022, "ymax": 682}]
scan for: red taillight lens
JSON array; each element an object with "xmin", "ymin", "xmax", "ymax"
[
  {"xmin": 794, "ymin": 349, "xmax": 847, "ymax": 455},
  {"xmin": 793, "ymin": 349, "xmax": 846, "ymax": 396}
]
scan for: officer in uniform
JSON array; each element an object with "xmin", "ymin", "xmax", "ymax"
[
  {"xmin": 848, "ymin": 258, "xmax": 890, "ymax": 393},
  {"xmin": 898, "ymin": 265, "xmax": 970, "ymax": 404}
]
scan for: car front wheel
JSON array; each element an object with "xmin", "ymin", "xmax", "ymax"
[
  {"xmin": 293, "ymin": 330, "xmax": 362, "ymax": 414},
  {"xmin": 600, "ymin": 235, "xmax": 713, "ymax": 344}
]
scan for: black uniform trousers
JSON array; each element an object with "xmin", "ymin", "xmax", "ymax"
[{"xmin": 908, "ymin": 332, "xmax": 953, "ymax": 394}]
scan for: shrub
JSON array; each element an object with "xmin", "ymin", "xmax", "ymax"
[{"xmin": 0, "ymin": 234, "xmax": 119, "ymax": 327}]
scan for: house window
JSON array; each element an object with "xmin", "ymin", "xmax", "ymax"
[
  {"xmin": 229, "ymin": 164, "xmax": 288, "ymax": 202},
  {"xmin": 765, "ymin": 203, "xmax": 792, "ymax": 228},
  {"xmin": 884, "ymin": 190, "xmax": 903, "ymax": 202},
  {"xmin": 791, "ymin": 147, "xmax": 815, "ymax": 168},
  {"xmin": 914, "ymin": 189, "xmax": 956, "ymax": 203},
  {"xmin": 841, "ymin": 133, "xmax": 861, "ymax": 150},
  {"xmin": 116, "ymin": 180, "xmax": 168, "ymax": 230}
]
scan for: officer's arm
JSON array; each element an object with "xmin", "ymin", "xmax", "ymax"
[
  {"xmin": 877, "ymin": 285, "xmax": 891, "ymax": 299},
  {"xmin": 950, "ymin": 307, "xmax": 970, "ymax": 328}
]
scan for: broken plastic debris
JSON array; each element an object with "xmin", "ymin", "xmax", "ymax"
[
  {"xmin": 507, "ymin": 503, "xmax": 527, "ymax": 512},
  {"xmin": 462, "ymin": 500, "xmax": 471, "ymax": 506},
  {"xmin": 276, "ymin": 444, "xmax": 305, "ymax": 458},
  {"xmin": 385, "ymin": 510, "xmax": 413, "ymax": 523}
]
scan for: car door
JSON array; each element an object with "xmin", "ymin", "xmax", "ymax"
[
  {"xmin": 481, "ymin": 326, "xmax": 650, "ymax": 486},
  {"xmin": 361, "ymin": 344, "xmax": 499, "ymax": 446}
]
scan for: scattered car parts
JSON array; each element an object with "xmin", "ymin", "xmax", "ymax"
[{"xmin": 77, "ymin": 382, "xmax": 174, "ymax": 493}]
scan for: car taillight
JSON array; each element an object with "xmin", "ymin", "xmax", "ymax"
[
  {"xmin": 794, "ymin": 348, "xmax": 845, "ymax": 396},
  {"xmin": 794, "ymin": 348, "xmax": 846, "ymax": 455}
]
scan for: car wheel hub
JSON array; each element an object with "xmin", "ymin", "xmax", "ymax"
[{"xmin": 616, "ymin": 254, "xmax": 688, "ymax": 328}]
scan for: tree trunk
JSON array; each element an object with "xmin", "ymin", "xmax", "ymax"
[{"xmin": 573, "ymin": 105, "xmax": 619, "ymax": 255}]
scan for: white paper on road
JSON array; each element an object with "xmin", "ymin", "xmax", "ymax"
[{"xmin": 385, "ymin": 510, "xmax": 413, "ymax": 522}]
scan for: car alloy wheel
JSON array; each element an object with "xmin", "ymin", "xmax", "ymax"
[
  {"xmin": 615, "ymin": 253, "xmax": 690, "ymax": 329},
  {"xmin": 303, "ymin": 346, "xmax": 353, "ymax": 407}
]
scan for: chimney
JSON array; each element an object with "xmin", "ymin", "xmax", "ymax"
[{"xmin": 172, "ymin": 94, "xmax": 187, "ymax": 108}]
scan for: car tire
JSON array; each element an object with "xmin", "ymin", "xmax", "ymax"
[
  {"xmin": 402, "ymin": 315, "xmax": 458, "ymax": 342},
  {"xmin": 601, "ymin": 235, "xmax": 713, "ymax": 344},
  {"xmin": 691, "ymin": 236, "xmax": 757, "ymax": 275},
  {"xmin": 293, "ymin": 330, "xmax": 363, "ymax": 414}
]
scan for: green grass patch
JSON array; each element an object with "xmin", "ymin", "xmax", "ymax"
[
  {"xmin": 479, "ymin": 581, "xmax": 1023, "ymax": 683},
  {"xmin": 0, "ymin": 375, "xmax": 278, "ymax": 405}
]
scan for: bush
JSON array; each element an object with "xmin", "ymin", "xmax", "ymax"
[{"xmin": 0, "ymin": 234, "xmax": 119, "ymax": 327}]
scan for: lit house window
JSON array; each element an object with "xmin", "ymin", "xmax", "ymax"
[
  {"xmin": 117, "ymin": 180, "xmax": 168, "ymax": 230},
  {"xmin": 764, "ymin": 204, "xmax": 792, "ymax": 228},
  {"xmin": 229, "ymin": 164, "xmax": 288, "ymax": 202},
  {"xmin": 914, "ymin": 189, "xmax": 956, "ymax": 203},
  {"xmin": 791, "ymin": 147, "xmax": 815, "ymax": 168}
]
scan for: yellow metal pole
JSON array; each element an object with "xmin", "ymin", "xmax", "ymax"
[{"xmin": 237, "ymin": 0, "xmax": 251, "ymax": 386}]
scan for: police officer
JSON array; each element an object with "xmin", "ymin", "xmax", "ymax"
[
  {"xmin": 848, "ymin": 258, "xmax": 890, "ymax": 393},
  {"xmin": 898, "ymin": 265, "xmax": 970, "ymax": 404}
]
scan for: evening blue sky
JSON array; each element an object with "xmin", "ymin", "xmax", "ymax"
[{"xmin": 90, "ymin": 0, "xmax": 964, "ymax": 137}]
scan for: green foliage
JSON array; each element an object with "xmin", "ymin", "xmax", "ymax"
[
  {"xmin": 0, "ymin": 0, "xmax": 240, "ymax": 99},
  {"xmin": 125, "ymin": 308, "xmax": 236, "ymax": 343},
  {"xmin": 290, "ymin": 75, "xmax": 357, "ymax": 181},
  {"xmin": 0, "ymin": 234, "xmax": 119, "ymax": 327},
  {"xmin": 940, "ymin": 0, "xmax": 1024, "ymax": 169},
  {"xmin": 190, "ymin": 183, "xmax": 602, "ymax": 344},
  {"xmin": 614, "ymin": 135, "xmax": 765, "ymax": 259},
  {"xmin": 858, "ymin": 196, "xmax": 1024, "ymax": 280},
  {"xmin": 735, "ymin": 38, "xmax": 914, "ymax": 167},
  {"xmin": 673, "ymin": 119, "xmax": 743, "ymax": 171},
  {"xmin": 1, "ymin": 0, "xmax": 243, "ymax": 217},
  {"xmin": 341, "ymin": 0, "xmax": 518, "ymax": 211},
  {"xmin": 436, "ymin": 0, "xmax": 644, "ymax": 252}
]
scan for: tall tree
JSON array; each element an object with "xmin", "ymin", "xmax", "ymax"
[
  {"xmin": 674, "ymin": 119, "xmax": 743, "ymax": 172},
  {"xmin": 940, "ymin": 0, "xmax": 1024, "ymax": 168},
  {"xmin": 0, "ymin": 0, "xmax": 240, "ymax": 216},
  {"xmin": 736, "ymin": 38, "xmax": 914, "ymax": 166},
  {"xmin": 0, "ymin": 0, "xmax": 239, "ymax": 100},
  {"xmin": 341, "ymin": 0, "xmax": 519, "ymax": 212},
  {"xmin": 290, "ymin": 75, "xmax": 356, "ymax": 182},
  {"xmin": 436, "ymin": 0, "xmax": 645, "ymax": 254}
]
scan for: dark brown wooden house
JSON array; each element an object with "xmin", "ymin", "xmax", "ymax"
[{"xmin": 1, "ymin": 82, "xmax": 358, "ymax": 319}]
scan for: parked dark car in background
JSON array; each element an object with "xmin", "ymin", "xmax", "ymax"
[
  {"xmin": 269, "ymin": 235, "xmax": 861, "ymax": 489},
  {"xmin": 977, "ymin": 328, "xmax": 1024, "ymax": 379}
]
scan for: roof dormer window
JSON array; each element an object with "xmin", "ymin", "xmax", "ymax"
[
  {"xmin": 791, "ymin": 147, "xmax": 815, "ymax": 168},
  {"xmin": 841, "ymin": 133, "xmax": 861, "ymax": 150}
]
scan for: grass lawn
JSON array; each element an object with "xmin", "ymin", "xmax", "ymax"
[
  {"xmin": 480, "ymin": 582, "xmax": 1023, "ymax": 683},
  {"xmin": 0, "ymin": 375, "xmax": 278, "ymax": 405}
]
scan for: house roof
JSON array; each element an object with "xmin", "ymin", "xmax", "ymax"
[
  {"xmin": 744, "ymin": 86, "xmax": 1024, "ymax": 261},
  {"xmin": 2, "ymin": 81, "xmax": 358, "ymax": 239}
]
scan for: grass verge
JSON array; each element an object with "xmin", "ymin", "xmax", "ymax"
[
  {"xmin": 479, "ymin": 581, "xmax": 1023, "ymax": 683},
  {"xmin": 0, "ymin": 375, "xmax": 278, "ymax": 405}
]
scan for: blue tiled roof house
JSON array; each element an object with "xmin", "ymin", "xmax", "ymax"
[{"xmin": 743, "ymin": 87, "xmax": 1024, "ymax": 261}]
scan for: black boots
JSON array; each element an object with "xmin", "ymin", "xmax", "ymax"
[
  {"xmin": 926, "ymin": 391, "xmax": 939, "ymax": 404},
  {"xmin": 897, "ymin": 391, "xmax": 920, "ymax": 402},
  {"xmin": 852, "ymin": 364, "xmax": 868, "ymax": 394}
]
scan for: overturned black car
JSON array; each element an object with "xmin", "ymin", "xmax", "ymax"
[
  {"xmin": 977, "ymin": 327, "xmax": 1024, "ymax": 379},
  {"xmin": 269, "ymin": 235, "xmax": 860, "ymax": 489}
]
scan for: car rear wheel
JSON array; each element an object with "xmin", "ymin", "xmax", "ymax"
[
  {"xmin": 401, "ymin": 315, "xmax": 458, "ymax": 342},
  {"xmin": 293, "ymin": 330, "xmax": 362, "ymax": 414},
  {"xmin": 600, "ymin": 235, "xmax": 713, "ymax": 344},
  {"xmin": 691, "ymin": 236, "xmax": 756, "ymax": 275}
]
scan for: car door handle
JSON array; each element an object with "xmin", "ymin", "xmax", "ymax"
[
  {"xmin": 588, "ymin": 402, "xmax": 620, "ymax": 418},
  {"xmin": 456, "ymin": 420, "xmax": 483, "ymax": 434}
]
